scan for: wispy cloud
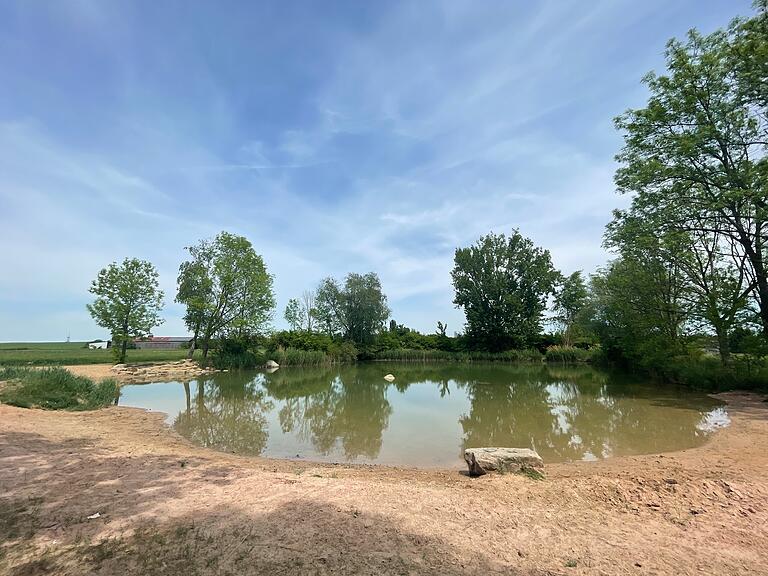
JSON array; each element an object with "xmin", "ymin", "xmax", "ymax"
[{"xmin": 0, "ymin": 0, "xmax": 753, "ymax": 340}]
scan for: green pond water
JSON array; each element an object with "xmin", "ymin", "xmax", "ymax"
[{"xmin": 118, "ymin": 363, "xmax": 729, "ymax": 468}]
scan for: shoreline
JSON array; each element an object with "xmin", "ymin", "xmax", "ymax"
[{"xmin": 1, "ymin": 391, "xmax": 767, "ymax": 574}]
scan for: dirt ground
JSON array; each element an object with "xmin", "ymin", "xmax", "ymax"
[{"xmin": 1, "ymin": 392, "xmax": 767, "ymax": 576}]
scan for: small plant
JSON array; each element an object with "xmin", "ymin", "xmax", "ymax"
[
  {"xmin": 0, "ymin": 367, "xmax": 119, "ymax": 411},
  {"xmin": 518, "ymin": 467, "xmax": 545, "ymax": 481},
  {"xmin": 565, "ymin": 559, "xmax": 578, "ymax": 568}
]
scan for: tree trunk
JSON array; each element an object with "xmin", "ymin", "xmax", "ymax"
[
  {"xmin": 716, "ymin": 325, "xmax": 731, "ymax": 366},
  {"xmin": 120, "ymin": 338, "xmax": 128, "ymax": 363},
  {"xmin": 202, "ymin": 339, "xmax": 210, "ymax": 359}
]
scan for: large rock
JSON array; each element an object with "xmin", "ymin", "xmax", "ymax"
[
  {"xmin": 464, "ymin": 447, "xmax": 543, "ymax": 477},
  {"xmin": 265, "ymin": 360, "xmax": 280, "ymax": 369}
]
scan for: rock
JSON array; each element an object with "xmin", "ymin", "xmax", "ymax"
[
  {"xmin": 464, "ymin": 447, "xmax": 543, "ymax": 477},
  {"xmin": 383, "ymin": 374, "xmax": 395, "ymax": 382},
  {"xmin": 265, "ymin": 360, "xmax": 280, "ymax": 369}
]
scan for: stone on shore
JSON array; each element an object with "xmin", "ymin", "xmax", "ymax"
[
  {"xmin": 383, "ymin": 374, "xmax": 395, "ymax": 382},
  {"xmin": 265, "ymin": 360, "xmax": 280, "ymax": 369},
  {"xmin": 464, "ymin": 447, "xmax": 543, "ymax": 477}
]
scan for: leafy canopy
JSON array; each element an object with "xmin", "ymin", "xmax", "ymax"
[
  {"xmin": 87, "ymin": 257, "xmax": 164, "ymax": 362},
  {"xmin": 452, "ymin": 231, "xmax": 559, "ymax": 351}
]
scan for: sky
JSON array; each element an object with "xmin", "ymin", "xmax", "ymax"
[{"xmin": 0, "ymin": 0, "xmax": 755, "ymax": 342}]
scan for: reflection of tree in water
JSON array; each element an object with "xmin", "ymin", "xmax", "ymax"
[
  {"xmin": 262, "ymin": 367, "xmax": 392, "ymax": 460},
  {"xmin": 169, "ymin": 363, "xmax": 725, "ymax": 464},
  {"xmin": 173, "ymin": 375, "xmax": 273, "ymax": 456},
  {"xmin": 457, "ymin": 365, "xmax": 724, "ymax": 462}
]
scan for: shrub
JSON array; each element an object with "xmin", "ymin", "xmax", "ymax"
[
  {"xmin": 544, "ymin": 345, "xmax": 595, "ymax": 363},
  {"xmin": 271, "ymin": 348, "xmax": 329, "ymax": 366},
  {"xmin": 371, "ymin": 348, "xmax": 544, "ymax": 363},
  {"xmin": 0, "ymin": 367, "xmax": 119, "ymax": 410}
]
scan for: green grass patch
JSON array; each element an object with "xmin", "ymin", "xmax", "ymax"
[
  {"xmin": 0, "ymin": 343, "xmax": 193, "ymax": 366},
  {"xmin": 0, "ymin": 367, "xmax": 119, "ymax": 410}
]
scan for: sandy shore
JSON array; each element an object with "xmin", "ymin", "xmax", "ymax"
[{"xmin": 1, "ymin": 391, "xmax": 767, "ymax": 575}]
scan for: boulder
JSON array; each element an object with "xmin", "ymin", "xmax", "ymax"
[
  {"xmin": 383, "ymin": 374, "xmax": 395, "ymax": 382},
  {"xmin": 265, "ymin": 360, "xmax": 280, "ymax": 369},
  {"xmin": 464, "ymin": 447, "xmax": 543, "ymax": 477}
]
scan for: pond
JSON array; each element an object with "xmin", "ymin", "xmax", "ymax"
[{"xmin": 118, "ymin": 363, "xmax": 729, "ymax": 468}]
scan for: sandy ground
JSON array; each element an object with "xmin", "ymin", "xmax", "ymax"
[
  {"xmin": 1, "ymin": 392, "xmax": 767, "ymax": 576},
  {"xmin": 62, "ymin": 364, "xmax": 117, "ymax": 381}
]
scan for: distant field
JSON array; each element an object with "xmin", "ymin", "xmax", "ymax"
[{"xmin": 0, "ymin": 342, "xmax": 194, "ymax": 365}]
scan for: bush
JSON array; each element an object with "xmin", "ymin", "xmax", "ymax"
[
  {"xmin": 371, "ymin": 348, "xmax": 544, "ymax": 363},
  {"xmin": 210, "ymin": 338, "xmax": 266, "ymax": 369},
  {"xmin": 544, "ymin": 345, "xmax": 596, "ymax": 363},
  {"xmin": 0, "ymin": 367, "xmax": 119, "ymax": 410}
]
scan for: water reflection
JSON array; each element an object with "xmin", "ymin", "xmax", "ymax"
[{"xmin": 119, "ymin": 364, "xmax": 728, "ymax": 467}]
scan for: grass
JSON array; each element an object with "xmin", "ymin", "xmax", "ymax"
[
  {"xmin": 544, "ymin": 345, "xmax": 596, "ymax": 363},
  {"xmin": 371, "ymin": 348, "xmax": 544, "ymax": 363},
  {"xmin": 0, "ymin": 342, "xmax": 194, "ymax": 366},
  {"xmin": 0, "ymin": 366, "xmax": 119, "ymax": 410}
]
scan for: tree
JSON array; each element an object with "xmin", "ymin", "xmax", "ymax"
[
  {"xmin": 313, "ymin": 273, "xmax": 390, "ymax": 345},
  {"xmin": 301, "ymin": 290, "xmax": 316, "ymax": 331},
  {"xmin": 176, "ymin": 232, "xmax": 276, "ymax": 359},
  {"xmin": 284, "ymin": 298, "xmax": 305, "ymax": 331},
  {"xmin": 176, "ymin": 257, "xmax": 212, "ymax": 359},
  {"xmin": 607, "ymin": 209, "xmax": 754, "ymax": 365},
  {"xmin": 614, "ymin": 23, "xmax": 768, "ymax": 336},
  {"xmin": 553, "ymin": 271, "xmax": 588, "ymax": 346},
  {"xmin": 87, "ymin": 258, "xmax": 164, "ymax": 363},
  {"xmin": 586, "ymin": 256, "xmax": 687, "ymax": 369},
  {"xmin": 451, "ymin": 231, "xmax": 560, "ymax": 351}
]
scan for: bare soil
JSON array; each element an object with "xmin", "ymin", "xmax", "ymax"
[{"xmin": 1, "ymin": 392, "xmax": 767, "ymax": 575}]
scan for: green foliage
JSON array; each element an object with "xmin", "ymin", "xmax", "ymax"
[
  {"xmin": 585, "ymin": 258, "xmax": 687, "ymax": 370},
  {"xmin": 544, "ymin": 345, "xmax": 596, "ymax": 364},
  {"xmin": 87, "ymin": 258, "xmax": 165, "ymax": 363},
  {"xmin": 452, "ymin": 231, "xmax": 560, "ymax": 351},
  {"xmin": 270, "ymin": 348, "xmax": 329, "ymax": 366},
  {"xmin": 371, "ymin": 348, "xmax": 543, "ymax": 363},
  {"xmin": 553, "ymin": 271, "xmax": 589, "ymax": 346},
  {"xmin": 210, "ymin": 337, "xmax": 266, "ymax": 369},
  {"xmin": 0, "ymin": 367, "xmax": 119, "ymax": 410},
  {"xmin": 614, "ymin": 21, "xmax": 768, "ymax": 337},
  {"xmin": 313, "ymin": 273, "xmax": 390, "ymax": 345},
  {"xmin": 177, "ymin": 232, "xmax": 276, "ymax": 358},
  {"xmin": 283, "ymin": 298, "xmax": 305, "ymax": 331}
]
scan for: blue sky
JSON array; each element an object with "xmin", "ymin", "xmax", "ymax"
[{"xmin": 0, "ymin": 0, "xmax": 754, "ymax": 341}]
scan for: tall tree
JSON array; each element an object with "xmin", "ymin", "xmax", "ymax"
[
  {"xmin": 451, "ymin": 231, "xmax": 559, "ymax": 351},
  {"xmin": 301, "ymin": 290, "xmax": 316, "ymax": 331},
  {"xmin": 177, "ymin": 232, "xmax": 275, "ymax": 358},
  {"xmin": 313, "ymin": 273, "xmax": 390, "ymax": 345},
  {"xmin": 87, "ymin": 258, "xmax": 164, "ymax": 363},
  {"xmin": 553, "ymin": 271, "xmax": 588, "ymax": 346},
  {"xmin": 614, "ymin": 24, "xmax": 768, "ymax": 335},
  {"xmin": 586, "ymin": 256, "xmax": 687, "ymax": 369},
  {"xmin": 176, "ymin": 257, "xmax": 212, "ymax": 359},
  {"xmin": 284, "ymin": 298, "xmax": 305, "ymax": 331}
]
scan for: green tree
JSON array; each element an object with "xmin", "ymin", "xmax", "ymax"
[
  {"xmin": 313, "ymin": 273, "xmax": 390, "ymax": 345},
  {"xmin": 176, "ymin": 258, "xmax": 212, "ymax": 359},
  {"xmin": 87, "ymin": 258, "xmax": 164, "ymax": 363},
  {"xmin": 284, "ymin": 298, "xmax": 305, "ymax": 331},
  {"xmin": 586, "ymin": 255, "xmax": 688, "ymax": 369},
  {"xmin": 553, "ymin": 271, "xmax": 588, "ymax": 346},
  {"xmin": 614, "ymin": 23, "xmax": 768, "ymax": 336},
  {"xmin": 451, "ymin": 231, "xmax": 559, "ymax": 351},
  {"xmin": 177, "ymin": 232, "xmax": 276, "ymax": 359}
]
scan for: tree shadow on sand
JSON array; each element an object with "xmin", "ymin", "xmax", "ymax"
[{"xmin": 0, "ymin": 431, "xmax": 538, "ymax": 576}]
